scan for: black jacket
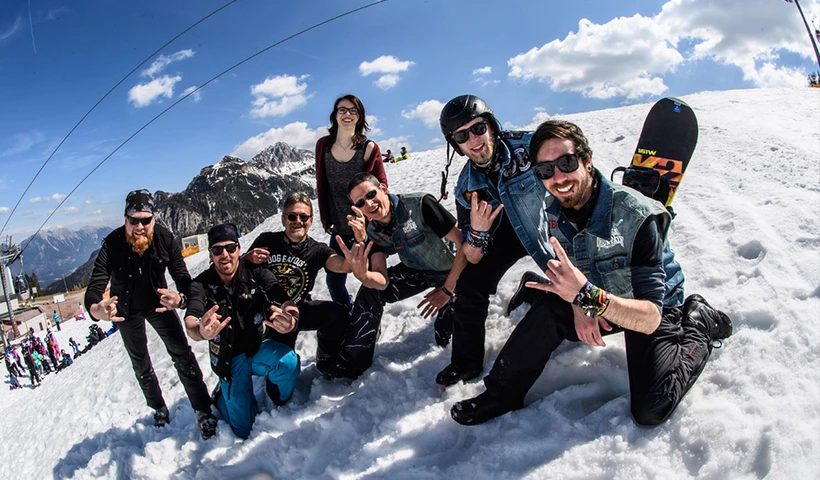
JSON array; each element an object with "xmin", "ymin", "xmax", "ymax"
[
  {"xmin": 84, "ymin": 224, "xmax": 191, "ymax": 320},
  {"xmin": 187, "ymin": 261, "xmax": 287, "ymax": 381}
]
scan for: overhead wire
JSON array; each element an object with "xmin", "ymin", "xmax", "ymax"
[
  {"xmin": 0, "ymin": 0, "xmax": 240, "ymax": 239},
  {"xmin": 14, "ymin": 0, "xmax": 390, "ymax": 259}
]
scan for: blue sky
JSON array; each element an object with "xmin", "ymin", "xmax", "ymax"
[{"xmin": 1, "ymin": 0, "xmax": 817, "ymax": 240}]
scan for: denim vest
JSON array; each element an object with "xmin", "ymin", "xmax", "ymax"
[
  {"xmin": 453, "ymin": 135, "xmax": 553, "ymax": 270},
  {"xmin": 544, "ymin": 170, "xmax": 683, "ymax": 307},
  {"xmin": 367, "ymin": 193, "xmax": 455, "ymax": 286}
]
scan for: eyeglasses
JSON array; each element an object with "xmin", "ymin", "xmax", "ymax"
[
  {"xmin": 126, "ymin": 215, "xmax": 153, "ymax": 226},
  {"xmin": 285, "ymin": 213, "xmax": 312, "ymax": 222},
  {"xmin": 209, "ymin": 243, "xmax": 239, "ymax": 256},
  {"xmin": 451, "ymin": 121, "xmax": 488, "ymax": 144},
  {"xmin": 353, "ymin": 189, "xmax": 378, "ymax": 209},
  {"xmin": 532, "ymin": 154, "xmax": 581, "ymax": 180},
  {"xmin": 336, "ymin": 107, "xmax": 359, "ymax": 116}
]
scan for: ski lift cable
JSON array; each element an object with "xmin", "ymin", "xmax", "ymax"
[
  {"xmin": 0, "ymin": 0, "xmax": 241, "ymax": 239},
  {"xmin": 15, "ymin": 0, "xmax": 390, "ymax": 259}
]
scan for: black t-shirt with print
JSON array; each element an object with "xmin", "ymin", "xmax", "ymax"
[{"xmin": 249, "ymin": 231, "xmax": 335, "ymax": 304}]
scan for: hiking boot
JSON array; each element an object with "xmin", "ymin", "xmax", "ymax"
[
  {"xmin": 153, "ymin": 407, "xmax": 170, "ymax": 427},
  {"xmin": 451, "ymin": 392, "xmax": 515, "ymax": 426},
  {"xmin": 266, "ymin": 379, "xmax": 292, "ymax": 406},
  {"xmin": 316, "ymin": 358, "xmax": 359, "ymax": 380},
  {"xmin": 506, "ymin": 271, "xmax": 550, "ymax": 316},
  {"xmin": 196, "ymin": 410, "xmax": 218, "ymax": 440},
  {"xmin": 435, "ymin": 363, "xmax": 481, "ymax": 387},
  {"xmin": 683, "ymin": 294, "xmax": 733, "ymax": 342}
]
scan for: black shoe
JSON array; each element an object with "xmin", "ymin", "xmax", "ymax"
[
  {"xmin": 683, "ymin": 294, "xmax": 733, "ymax": 342},
  {"xmin": 451, "ymin": 392, "xmax": 515, "ymax": 426},
  {"xmin": 196, "ymin": 410, "xmax": 218, "ymax": 440},
  {"xmin": 153, "ymin": 407, "xmax": 170, "ymax": 427},
  {"xmin": 506, "ymin": 271, "xmax": 549, "ymax": 316},
  {"xmin": 266, "ymin": 379, "xmax": 292, "ymax": 406},
  {"xmin": 435, "ymin": 363, "xmax": 481, "ymax": 387},
  {"xmin": 434, "ymin": 309, "xmax": 454, "ymax": 347},
  {"xmin": 316, "ymin": 358, "xmax": 359, "ymax": 380}
]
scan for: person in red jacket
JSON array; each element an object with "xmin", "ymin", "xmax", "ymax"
[{"xmin": 314, "ymin": 94, "xmax": 387, "ymax": 309}]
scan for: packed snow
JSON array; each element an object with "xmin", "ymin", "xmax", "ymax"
[{"xmin": 1, "ymin": 88, "xmax": 818, "ymax": 479}]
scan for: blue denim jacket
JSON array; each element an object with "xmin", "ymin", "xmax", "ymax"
[
  {"xmin": 544, "ymin": 170, "xmax": 684, "ymax": 308},
  {"xmin": 454, "ymin": 136, "xmax": 553, "ymax": 270},
  {"xmin": 367, "ymin": 193, "xmax": 455, "ymax": 287}
]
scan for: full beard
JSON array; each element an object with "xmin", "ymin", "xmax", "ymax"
[
  {"xmin": 552, "ymin": 173, "xmax": 594, "ymax": 210},
  {"xmin": 126, "ymin": 230, "xmax": 153, "ymax": 254}
]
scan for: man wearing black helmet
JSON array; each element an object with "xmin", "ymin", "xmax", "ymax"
[{"xmin": 436, "ymin": 95, "xmax": 553, "ymax": 386}]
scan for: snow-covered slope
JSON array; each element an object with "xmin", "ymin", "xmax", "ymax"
[{"xmin": 1, "ymin": 87, "xmax": 818, "ymax": 479}]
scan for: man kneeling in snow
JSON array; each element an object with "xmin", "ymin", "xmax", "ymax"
[
  {"xmin": 450, "ymin": 120, "xmax": 733, "ymax": 426},
  {"xmin": 184, "ymin": 224, "xmax": 300, "ymax": 439}
]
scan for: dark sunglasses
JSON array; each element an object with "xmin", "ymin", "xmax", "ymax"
[
  {"xmin": 209, "ymin": 243, "xmax": 239, "ymax": 256},
  {"xmin": 451, "ymin": 121, "xmax": 488, "ymax": 144},
  {"xmin": 336, "ymin": 107, "xmax": 359, "ymax": 115},
  {"xmin": 126, "ymin": 215, "xmax": 153, "ymax": 226},
  {"xmin": 353, "ymin": 189, "xmax": 378, "ymax": 209},
  {"xmin": 285, "ymin": 213, "xmax": 312, "ymax": 222},
  {"xmin": 622, "ymin": 167, "xmax": 660, "ymax": 196},
  {"xmin": 532, "ymin": 154, "xmax": 580, "ymax": 180}
]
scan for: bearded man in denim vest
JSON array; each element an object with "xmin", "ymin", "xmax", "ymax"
[
  {"xmin": 450, "ymin": 120, "xmax": 733, "ymax": 426},
  {"xmin": 325, "ymin": 172, "xmax": 469, "ymax": 379}
]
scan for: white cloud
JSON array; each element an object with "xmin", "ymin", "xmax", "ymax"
[
  {"xmin": 359, "ymin": 55, "xmax": 415, "ymax": 90},
  {"xmin": 63, "ymin": 206, "xmax": 80, "ymax": 215},
  {"xmin": 29, "ymin": 193, "xmax": 66, "ymax": 204},
  {"xmin": 0, "ymin": 16, "xmax": 22, "ymax": 43},
  {"xmin": 181, "ymin": 86, "xmax": 202, "ymax": 102},
  {"xmin": 84, "ymin": 199, "xmax": 92, "ymax": 205},
  {"xmin": 29, "ymin": 197, "xmax": 44, "ymax": 203},
  {"xmin": 92, "ymin": 209, "xmax": 102, "ymax": 215},
  {"xmin": 402, "ymin": 100, "xmax": 445, "ymax": 128},
  {"xmin": 128, "ymin": 75, "xmax": 182, "ymax": 107},
  {"xmin": 51, "ymin": 193, "xmax": 66, "ymax": 201},
  {"xmin": 250, "ymin": 74, "xmax": 310, "ymax": 118},
  {"xmin": 0, "ymin": 206, "xmax": 9, "ymax": 213},
  {"xmin": 473, "ymin": 66, "xmax": 492, "ymax": 75},
  {"xmin": 0, "ymin": 131, "xmax": 45, "ymax": 158},
  {"xmin": 232, "ymin": 122, "xmax": 325, "ymax": 158},
  {"xmin": 366, "ymin": 115, "xmax": 383, "ymax": 136},
  {"xmin": 377, "ymin": 136, "xmax": 411, "ymax": 156},
  {"xmin": 141, "ymin": 49, "xmax": 195, "ymax": 78},
  {"xmin": 506, "ymin": 0, "xmax": 818, "ymax": 100},
  {"xmin": 508, "ymin": 15, "xmax": 681, "ymax": 100}
]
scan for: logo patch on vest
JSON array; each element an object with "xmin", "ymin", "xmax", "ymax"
[
  {"xmin": 254, "ymin": 313, "xmax": 263, "ymax": 325},
  {"xmin": 596, "ymin": 224, "xmax": 625, "ymax": 250},
  {"xmin": 402, "ymin": 219, "xmax": 419, "ymax": 234}
]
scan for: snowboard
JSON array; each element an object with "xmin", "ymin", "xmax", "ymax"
[{"xmin": 612, "ymin": 97, "xmax": 698, "ymax": 209}]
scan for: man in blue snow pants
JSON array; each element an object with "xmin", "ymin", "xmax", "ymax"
[{"xmin": 185, "ymin": 224, "xmax": 300, "ymax": 439}]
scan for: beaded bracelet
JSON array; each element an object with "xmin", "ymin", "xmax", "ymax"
[{"xmin": 466, "ymin": 227, "xmax": 492, "ymax": 254}]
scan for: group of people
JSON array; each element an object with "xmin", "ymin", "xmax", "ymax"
[
  {"xmin": 382, "ymin": 146, "xmax": 408, "ymax": 163},
  {"xmin": 82, "ymin": 93, "xmax": 733, "ymax": 440},
  {"xmin": 4, "ymin": 329, "xmax": 79, "ymax": 389}
]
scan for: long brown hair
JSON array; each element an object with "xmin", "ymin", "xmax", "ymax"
[{"xmin": 328, "ymin": 94, "xmax": 370, "ymax": 149}]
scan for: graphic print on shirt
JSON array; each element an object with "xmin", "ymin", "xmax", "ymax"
[{"xmin": 267, "ymin": 254, "xmax": 310, "ymax": 303}]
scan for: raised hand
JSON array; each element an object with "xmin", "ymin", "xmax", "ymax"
[
  {"xmin": 346, "ymin": 206, "xmax": 367, "ymax": 243},
  {"xmin": 266, "ymin": 300, "xmax": 299, "ymax": 334},
  {"xmin": 156, "ymin": 288, "xmax": 182, "ymax": 312},
  {"xmin": 94, "ymin": 296, "xmax": 125, "ymax": 322},
  {"xmin": 470, "ymin": 191, "xmax": 503, "ymax": 232},
  {"xmin": 198, "ymin": 305, "xmax": 231, "ymax": 340},
  {"xmin": 525, "ymin": 237, "xmax": 588, "ymax": 303},
  {"xmin": 245, "ymin": 247, "xmax": 270, "ymax": 265},
  {"xmin": 337, "ymin": 236, "xmax": 372, "ymax": 280}
]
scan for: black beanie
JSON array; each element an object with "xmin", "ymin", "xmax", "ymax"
[
  {"xmin": 208, "ymin": 223, "xmax": 239, "ymax": 247},
  {"xmin": 125, "ymin": 189, "xmax": 154, "ymax": 215}
]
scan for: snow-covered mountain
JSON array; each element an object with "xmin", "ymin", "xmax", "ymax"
[
  {"xmin": 153, "ymin": 142, "xmax": 316, "ymax": 237},
  {"xmin": 1, "ymin": 88, "xmax": 818, "ymax": 479},
  {"xmin": 16, "ymin": 225, "xmax": 113, "ymax": 286}
]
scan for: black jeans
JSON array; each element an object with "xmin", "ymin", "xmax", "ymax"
[
  {"xmin": 268, "ymin": 299, "xmax": 349, "ymax": 362},
  {"xmin": 341, "ymin": 263, "xmax": 454, "ymax": 375},
  {"xmin": 118, "ymin": 310, "xmax": 211, "ymax": 412},
  {"xmin": 451, "ymin": 218, "xmax": 528, "ymax": 370},
  {"xmin": 483, "ymin": 292, "xmax": 712, "ymax": 426}
]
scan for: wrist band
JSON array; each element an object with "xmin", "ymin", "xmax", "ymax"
[
  {"xmin": 572, "ymin": 281, "xmax": 610, "ymax": 317},
  {"xmin": 467, "ymin": 227, "xmax": 492, "ymax": 254},
  {"xmin": 441, "ymin": 285, "xmax": 454, "ymax": 297}
]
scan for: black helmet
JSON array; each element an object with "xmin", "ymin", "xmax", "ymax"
[{"xmin": 439, "ymin": 94, "xmax": 502, "ymax": 155}]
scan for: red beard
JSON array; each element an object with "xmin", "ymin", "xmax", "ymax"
[{"xmin": 126, "ymin": 229, "xmax": 153, "ymax": 254}]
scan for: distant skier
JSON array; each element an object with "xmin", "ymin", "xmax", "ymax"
[
  {"xmin": 77, "ymin": 302, "xmax": 87, "ymax": 321},
  {"xmin": 383, "ymin": 149, "xmax": 395, "ymax": 163},
  {"xmin": 52, "ymin": 310, "xmax": 61, "ymax": 331},
  {"xmin": 400, "ymin": 146, "xmax": 408, "ymax": 160},
  {"xmin": 69, "ymin": 337, "xmax": 80, "ymax": 357}
]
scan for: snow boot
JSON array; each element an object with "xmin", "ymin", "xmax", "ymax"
[
  {"xmin": 196, "ymin": 410, "xmax": 218, "ymax": 440},
  {"xmin": 153, "ymin": 407, "xmax": 170, "ymax": 427},
  {"xmin": 506, "ymin": 271, "xmax": 550, "ymax": 316},
  {"xmin": 435, "ymin": 363, "xmax": 481, "ymax": 387},
  {"xmin": 450, "ymin": 391, "xmax": 516, "ymax": 426},
  {"xmin": 683, "ymin": 294, "xmax": 733, "ymax": 345}
]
